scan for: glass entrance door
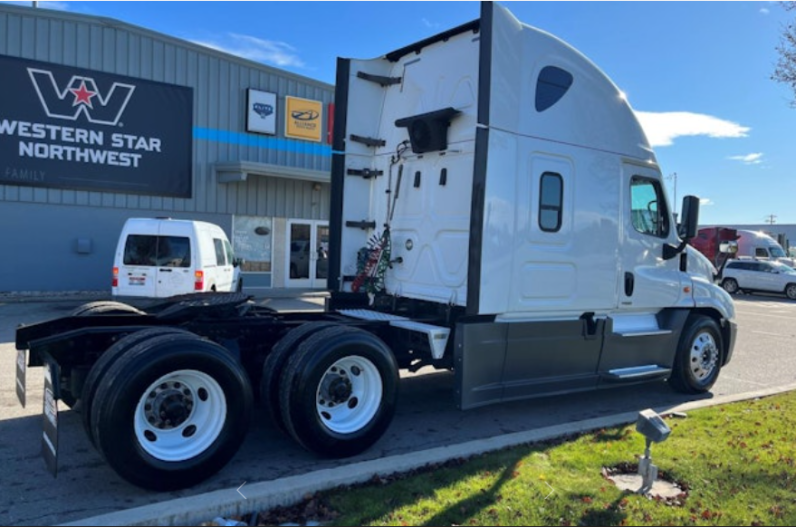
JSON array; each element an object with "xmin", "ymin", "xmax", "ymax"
[{"xmin": 286, "ymin": 220, "xmax": 329, "ymax": 288}]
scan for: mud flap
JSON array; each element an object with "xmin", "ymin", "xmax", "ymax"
[
  {"xmin": 42, "ymin": 361, "xmax": 59, "ymax": 477},
  {"xmin": 16, "ymin": 349, "xmax": 26, "ymax": 408}
]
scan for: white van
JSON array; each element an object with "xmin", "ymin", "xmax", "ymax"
[{"xmin": 112, "ymin": 218, "xmax": 241, "ymax": 298}]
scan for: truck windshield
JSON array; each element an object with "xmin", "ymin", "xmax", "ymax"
[{"xmin": 770, "ymin": 246, "xmax": 786, "ymax": 258}]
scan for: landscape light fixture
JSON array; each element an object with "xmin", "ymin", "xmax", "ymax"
[{"xmin": 635, "ymin": 409, "xmax": 672, "ymax": 494}]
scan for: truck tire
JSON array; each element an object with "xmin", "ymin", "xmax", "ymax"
[
  {"xmin": 81, "ymin": 327, "xmax": 198, "ymax": 445},
  {"xmin": 279, "ymin": 325, "xmax": 399, "ymax": 458},
  {"xmin": 260, "ymin": 321, "xmax": 339, "ymax": 433},
  {"xmin": 669, "ymin": 315, "xmax": 723, "ymax": 394},
  {"xmin": 721, "ymin": 278, "xmax": 739, "ymax": 295},
  {"xmin": 786, "ymin": 283, "xmax": 796, "ymax": 300},
  {"xmin": 90, "ymin": 333, "xmax": 252, "ymax": 491},
  {"xmin": 72, "ymin": 301, "xmax": 145, "ymax": 316}
]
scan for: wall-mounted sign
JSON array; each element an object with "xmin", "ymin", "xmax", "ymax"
[
  {"xmin": 246, "ymin": 89, "xmax": 277, "ymax": 135},
  {"xmin": 0, "ymin": 54, "xmax": 193, "ymax": 198},
  {"xmin": 285, "ymin": 96, "xmax": 323, "ymax": 143}
]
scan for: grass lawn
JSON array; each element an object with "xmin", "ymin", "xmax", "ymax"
[{"xmin": 303, "ymin": 392, "xmax": 796, "ymax": 526}]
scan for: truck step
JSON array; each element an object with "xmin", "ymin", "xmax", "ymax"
[
  {"xmin": 602, "ymin": 365, "xmax": 671, "ymax": 381},
  {"xmin": 614, "ymin": 329, "xmax": 672, "ymax": 337},
  {"xmin": 339, "ymin": 309, "xmax": 451, "ymax": 360}
]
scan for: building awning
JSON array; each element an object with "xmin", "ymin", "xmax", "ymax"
[{"xmin": 214, "ymin": 161, "xmax": 330, "ymax": 185}]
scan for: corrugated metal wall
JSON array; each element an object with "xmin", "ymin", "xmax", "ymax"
[
  {"xmin": 0, "ymin": 4, "xmax": 334, "ymax": 291},
  {"xmin": 0, "ymin": 4, "xmax": 333, "ymax": 218}
]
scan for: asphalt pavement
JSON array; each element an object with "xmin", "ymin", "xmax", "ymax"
[{"xmin": 0, "ymin": 293, "xmax": 794, "ymax": 526}]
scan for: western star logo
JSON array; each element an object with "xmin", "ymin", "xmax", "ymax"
[{"xmin": 28, "ymin": 68, "xmax": 135, "ymax": 126}]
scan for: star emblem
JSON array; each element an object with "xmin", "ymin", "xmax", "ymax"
[{"xmin": 70, "ymin": 80, "xmax": 96, "ymax": 108}]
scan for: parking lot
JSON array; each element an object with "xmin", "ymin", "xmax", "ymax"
[{"xmin": 0, "ymin": 294, "xmax": 794, "ymax": 526}]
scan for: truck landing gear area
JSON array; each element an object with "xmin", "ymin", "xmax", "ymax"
[{"xmin": 13, "ymin": 3, "xmax": 736, "ymax": 495}]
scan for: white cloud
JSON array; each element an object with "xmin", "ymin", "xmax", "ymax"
[
  {"xmin": 700, "ymin": 198, "xmax": 715, "ymax": 206},
  {"xmin": 422, "ymin": 18, "xmax": 440, "ymax": 29},
  {"xmin": 760, "ymin": 7, "xmax": 770, "ymax": 15},
  {"xmin": 1, "ymin": 1, "xmax": 68, "ymax": 9},
  {"xmin": 635, "ymin": 111, "xmax": 750, "ymax": 147},
  {"xmin": 728, "ymin": 152, "xmax": 764, "ymax": 165},
  {"xmin": 191, "ymin": 33, "xmax": 305, "ymax": 68}
]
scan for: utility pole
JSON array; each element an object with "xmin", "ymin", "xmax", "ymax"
[{"xmin": 765, "ymin": 214, "xmax": 777, "ymax": 225}]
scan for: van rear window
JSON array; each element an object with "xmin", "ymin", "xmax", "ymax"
[{"xmin": 124, "ymin": 235, "xmax": 191, "ymax": 268}]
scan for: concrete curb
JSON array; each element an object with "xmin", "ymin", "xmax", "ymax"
[{"xmin": 61, "ymin": 382, "xmax": 796, "ymax": 527}]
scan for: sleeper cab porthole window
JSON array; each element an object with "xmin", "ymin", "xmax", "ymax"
[{"xmin": 536, "ymin": 66, "xmax": 574, "ymax": 112}]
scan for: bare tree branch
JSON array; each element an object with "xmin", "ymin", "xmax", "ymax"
[{"xmin": 773, "ymin": 2, "xmax": 796, "ymax": 106}]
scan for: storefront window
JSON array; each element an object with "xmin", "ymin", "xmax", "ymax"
[{"xmin": 233, "ymin": 216, "xmax": 273, "ymax": 273}]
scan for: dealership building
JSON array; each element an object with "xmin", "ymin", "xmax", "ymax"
[{"xmin": 0, "ymin": 3, "xmax": 335, "ymax": 293}]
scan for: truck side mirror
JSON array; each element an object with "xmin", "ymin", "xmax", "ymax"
[
  {"xmin": 678, "ymin": 195, "xmax": 700, "ymax": 240},
  {"xmin": 719, "ymin": 241, "xmax": 738, "ymax": 254}
]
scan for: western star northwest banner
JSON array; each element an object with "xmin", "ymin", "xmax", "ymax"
[{"xmin": 0, "ymin": 55, "xmax": 193, "ymax": 198}]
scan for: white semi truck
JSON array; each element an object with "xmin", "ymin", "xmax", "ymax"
[{"xmin": 15, "ymin": 3, "xmax": 737, "ymax": 491}]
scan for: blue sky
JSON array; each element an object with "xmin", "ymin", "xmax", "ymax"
[{"xmin": 6, "ymin": 1, "xmax": 795, "ymax": 225}]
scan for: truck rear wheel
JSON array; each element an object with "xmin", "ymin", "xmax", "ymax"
[
  {"xmin": 260, "ymin": 321, "xmax": 338, "ymax": 433},
  {"xmin": 669, "ymin": 315, "xmax": 723, "ymax": 394},
  {"xmin": 90, "ymin": 334, "xmax": 252, "ymax": 490},
  {"xmin": 72, "ymin": 301, "xmax": 144, "ymax": 316},
  {"xmin": 279, "ymin": 326, "xmax": 398, "ymax": 458},
  {"xmin": 81, "ymin": 328, "xmax": 198, "ymax": 445}
]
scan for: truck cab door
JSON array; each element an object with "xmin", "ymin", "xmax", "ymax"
[{"xmin": 617, "ymin": 165, "xmax": 685, "ymax": 312}]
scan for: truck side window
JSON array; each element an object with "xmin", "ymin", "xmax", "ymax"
[
  {"xmin": 755, "ymin": 248, "xmax": 769, "ymax": 258},
  {"xmin": 539, "ymin": 172, "xmax": 563, "ymax": 232},
  {"xmin": 213, "ymin": 238, "xmax": 226, "ymax": 266},
  {"xmin": 630, "ymin": 177, "xmax": 669, "ymax": 238}
]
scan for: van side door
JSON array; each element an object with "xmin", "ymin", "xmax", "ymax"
[{"xmin": 213, "ymin": 238, "xmax": 233, "ymax": 292}]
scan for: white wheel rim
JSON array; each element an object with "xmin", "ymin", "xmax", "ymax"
[
  {"xmin": 724, "ymin": 280, "xmax": 737, "ymax": 293},
  {"xmin": 315, "ymin": 356, "xmax": 382, "ymax": 435},
  {"xmin": 787, "ymin": 285, "xmax": 796, "ymax": 299},
  {"xmin": 134, "ymin": 370, "xmax": 227, "ymax": 462},
  {"xmin": 690, "ymin": 331, "xmax": 719, "ymax": 382}
]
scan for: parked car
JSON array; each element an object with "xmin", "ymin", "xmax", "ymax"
[
  {"xmin": 113, "ymin": 218, "xmax": 242, "ymax": 298},
  {"xmin": 720, "ymin": 259, "xmax": 796, "ymax": 300}
]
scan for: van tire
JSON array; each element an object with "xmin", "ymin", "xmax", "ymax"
[
  {"xmin": 81, "ymin": 327, "xmax": 199, "ymax": 446},
  {"xmin": 669, "ymin": 315, "xmax": 723, "ymax": 394},
  {"xmin": 786, "ymin": 283, "xmax": 796, "ymax": 300},
  {"xmin": 91, "ymin": 334, "xmax": 252, "ymax": 490},
  {"xmin": 72, "ymin": 301, "xmax": 144, "ymax": 316},
  {"xmin": 278, "ymin": 326, "xmax": 399, "ymax": 458},
  {"xmin": 260, "ymin": 322, "xmax": 339, "ymax": 433}
]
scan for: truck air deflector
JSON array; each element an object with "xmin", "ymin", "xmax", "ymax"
[
  {"xmin": 329, "ymin": 58, "xmax": 351, "ymax": 291},
  {"xmin": 385, "ymin": 19, "xmax": 480, "ymax": 63}
]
